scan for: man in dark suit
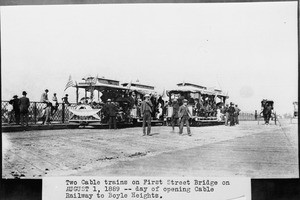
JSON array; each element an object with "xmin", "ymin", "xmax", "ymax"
[
  {"xmin": 105, "ymin": 99, "xmax": 118, "ymax": 129},
  {"xmin": 141, "ymin": 94, "xmax": 153, "ymax": 136},
  {"xmin": 224, "ymin": 104, "xmax": 230, "ymax": 126},
  {"xmin": 19, "ymin": 91, "xmax": 30, "ymax": 126},
  {"xmin": 228, "ymin": 102, "xmax": 236, "ymax": 126},
  {"xmin": 178, "ymin": 99, "xmax": 192, "ymax": 136},
  {"xmin": 9, "ymin": 95, "xmax": 20, "ymax": 124},
  {"xmin": 171, "ymin": 99, "xmax": 180, "ymax": 132}
]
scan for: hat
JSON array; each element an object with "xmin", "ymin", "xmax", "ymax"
[
  {"xmin": 54, "ymin": 93, "xmax": 57, "ymax": 95},
  {"xmin": 107, "ymin": 99, "xmax": 111, "ymax": 102},
  {"xmin": 13, "ymin": 95, "xmax": 18, "ymax": 98},
  {"xmin": 144, "ymin": 94, "xmax": 150, "ymax": 98},
  {"xmin": 22, "ymin": 91, "xmax": 27, "ymax": 95},
  {"xmin": 65, "ymin": 94, "xmax": 68, "ymax": 96},
  {"xmin": 230, "ymin": 102, "xmax": 234, "ymax": 105},
  {"xmin": 45, "ymin": 89, "xmax": 49, "ymax": 92},
  {"xmin": 183, "ymin": 99, "xmax": 188, "ymax": 103}
]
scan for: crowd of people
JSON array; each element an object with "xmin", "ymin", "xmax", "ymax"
[
  {"xmin": 222, "ymin": 102, "xmax": 241, "ymax": 126},
  {"xmin": 98, "ymin": 91, "xmax": 165, "ymax": 129},
  {"xmin": 7, "ymin": 89, "xmax": 71, "ymax": 126},
  {"xmin": 165, "ymin": 97, "xmax": 241, "ymax": 136},
  {"xmin": 5, "ymin": 89, "xmax": 241, "ymax": 131},
  {"xmin": 138, "ymin": 92, "xmax": 242, "ymax": 136}
]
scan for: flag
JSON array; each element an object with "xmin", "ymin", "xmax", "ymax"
[{"xmin": 64, "ymin": 75, "xmax": 75, "ymax": 91}]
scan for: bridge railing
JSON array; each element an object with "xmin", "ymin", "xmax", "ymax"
[{"xmin": 1, "ymin": 101, "xmax": 77, "ymax": 124}]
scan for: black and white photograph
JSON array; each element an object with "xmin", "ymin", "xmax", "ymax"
[{"xmin": 1, "ymin": 0, "xmax": 298, "ymax": 183}]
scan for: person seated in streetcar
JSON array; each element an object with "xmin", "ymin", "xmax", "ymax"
[
  {"xmin": 137, "ymin": 98, "xmax": 142, "ymax": 118},
  {"xmin": 193, "ymin": 99, "xmax": 201, "ymax": 116},
  {"xmin": 162, "ymin": 100, "xmax": 169, "ymax": 117},
  {"xmin": 210, "ymin": 102, "xmax": 217, "ymax": 117}
]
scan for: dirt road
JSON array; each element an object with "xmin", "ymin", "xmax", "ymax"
[{"xmin": 2, "ymin": 120, "xmax": 298, "ymax": 178}]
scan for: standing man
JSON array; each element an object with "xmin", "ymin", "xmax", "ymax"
[
  {"xmin": 7, "ymin": 100, "xmax": 13, "ymax": 124},
  {"xmin": 141, "ymin": 94, "xmax": 153, "ymax": 136},
  {"xmin": 41, "ymin": 89, "xmax": 49, "ymax": 103},
  {"xmin": 178, "ymin": 99, "xmax": 192, "ymax": 136},
  {"xmin": 224, "ymin": 104, "xmax": 229, "ymax": 126},
  {"xmin": 9, "ymin": 95, "xmax": 20, "ymax": 124},
  {"xmin": 171, "ymin": 98, "xmax": 180, "ymax": 132},
  {"xmin": 234, "ymin": 104, "xmax": 241, "ymax": 125},
  {"xmin": 62, "ymin": 94, "xmax": 71, "ymax": 106},
  {"xmin": 52, "ymin": 93, "xmax": 59, "ymax": 115},
  {"xmin": 19, "ymin": 91, "xmax": 30, "ymax": 126},
  {"xmin": 254, "ymin": 110, "xmax": 258, "ymax": 120},
  {"xmin": 42, "ymin": 102, "xmax": 52, "ymax": 125},
  {"xmin": 105, "ymin": 99, "xmax": 118, "ymax": 129},
  {"xmin": 228, "ymin": 102, "xmax": 235, "ymax": 126}
]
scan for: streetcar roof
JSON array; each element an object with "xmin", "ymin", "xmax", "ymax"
[
  {"xmin": 77, "ymin": 82, "xmax": 129, "ymax": 91},
  {"xmin": 167, "ymin": 85, "xmax": 228, "ymax": 97},
  {"xmin": 121, "ymin": 82, "xmax": 155, "ymax": 90}
]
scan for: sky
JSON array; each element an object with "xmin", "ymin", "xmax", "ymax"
[{"xmin": 1, "ymin": 2, "xmax": 298, "ymax": 114}]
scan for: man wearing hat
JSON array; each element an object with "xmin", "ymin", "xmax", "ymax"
[
  {"xmin": 19, "ymin": 91, "xmax": 30, "ymax": 126},
  {"xmin": 105, "ymin": 99, "xmax": 118, "ymax": 129},
  {"xmin": 9, "ymin": 95, "xmax": 20, "ymax": 124},
  {"xmin": 224, "ymin": 104, "xmax": 230, "ymax": 126},
  {"xmin": 228, "ymin": 102, "xmax": 235, "ymax": 126},
  {"xmin": 234, "ymin": 104, "xmax": 241, "ymax": 125},
  {"xmin": 141, "ymin": 94, "xmax": 153, "ymax": 136},
  {"xmin": 178, "ymin": 99, "xmax": 192, "ymax": 136},
  {"xmin": 193, "ymin": 99, "xmax": 202, "ymax": 116},
  {"xmin": 171, "ymin": 98, "xmax": 180, "ymax": 132}
]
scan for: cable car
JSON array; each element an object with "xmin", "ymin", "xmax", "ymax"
[
  {"xmin": 70, "ymin": 76, "xmax": 164, "ymax": 126},
  {"xmin": 166, "ymin": 82, "xmax": 228, "ymax": 126},
  {"xmin": 70, "ymin": 76, "xmax": 132, "ymax": 126},
  {"xmin": 122, "ymin": 81, "xmax": 164, "ymax": 125}
]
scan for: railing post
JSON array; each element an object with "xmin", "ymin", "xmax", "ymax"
[
  {"xmin": 62, "ymin": 103, "xmax": 65, "ymax": 123},
  {"xmin": 274, "ymin": 112, "xmax": 277, "ymax": 125},
  {"xmin": 34, "ymin": 102, "xmax": 37, "ymax": 124}
]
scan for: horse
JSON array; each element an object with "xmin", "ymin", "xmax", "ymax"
[{"xmin": 262, "ymin": 103, "xmax": 272, "ymax": 125}]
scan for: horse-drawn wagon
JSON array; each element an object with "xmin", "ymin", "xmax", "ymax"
[{"xmin": 260, "ymin": 99, "xmax": 275, "ymax": 125}]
